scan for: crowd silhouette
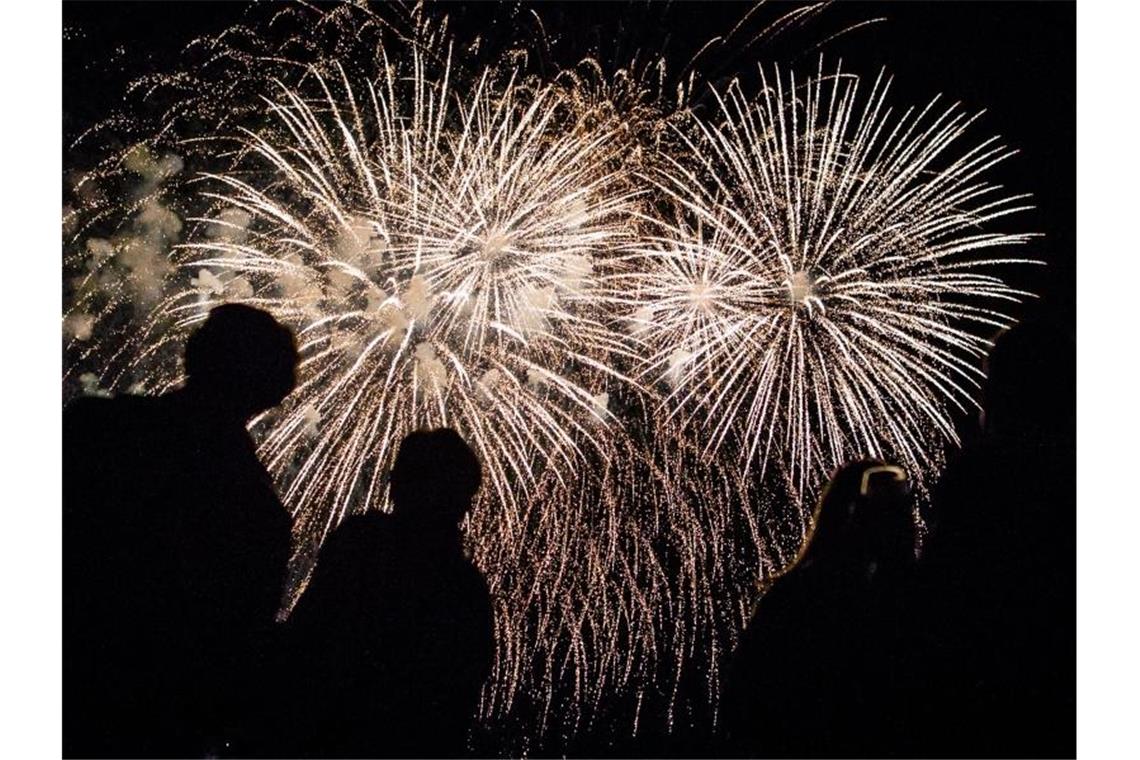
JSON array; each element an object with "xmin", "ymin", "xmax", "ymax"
[{"xmin": 62, "ymin": 305, "xmax": 1073, "ymax": 759}]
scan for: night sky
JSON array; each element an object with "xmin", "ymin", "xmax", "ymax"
[
  {"xmin": 64, "ymin": 1, "xmax": 1075, "ymax": 328},
  {"xmin": 61, "ymin": 3, "xmax": 1076, "ymax": 756}
]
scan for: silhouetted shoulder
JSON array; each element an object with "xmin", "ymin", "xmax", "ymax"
[
  {"xmin": 63, "ymin": 393, "xmax": 147, "ymax": 451},
  {"xmin": 63, "ymin": 394, "xmax": 166, "ymax": 529},
  {"xmin": 64, "ymin": 393, "xmax": 171, "ymax": 464}
]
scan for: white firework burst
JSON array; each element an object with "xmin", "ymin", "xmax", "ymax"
[{"xmin": 618, "ymin": 61, "xmax": 1037, "ymax": 502}]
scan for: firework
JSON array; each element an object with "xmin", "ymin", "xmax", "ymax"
[
  {"xmin": 615, "ymin": 61, "xmax": 1035, "ymax": 510},
  {"xmin": 63, "ymin": 3, "xmax": 1036, "ymax": 751}
]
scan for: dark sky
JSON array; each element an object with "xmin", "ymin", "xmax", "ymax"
[
  {"xmin": 59, "ymin": 6, "xmax": 1076, "ymax": 753},
  {"xmin": 63, "ymin": 1, "xmax": 1075, "ymax": 326}
]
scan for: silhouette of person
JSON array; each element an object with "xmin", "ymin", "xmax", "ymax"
[
  {"xmin": 912, "ymin": 318, "xmax": 1076, "ymax": 757},
  {"xmin": 283, "ymin": 428, "xmax": 495, "ymax": 759},
  {"xmin": 63, "ymin": 304, "xmax": 298, "ymax": 758},
  {"xmin": 719, "ymin": 460, "xmax": 919, "ymax": 758}
]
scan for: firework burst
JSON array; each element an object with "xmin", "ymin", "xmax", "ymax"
[
  {"xmin": 618, "ymin": 61, "xmax": 1036, "ymax": 506},
  {"xmin": 196, "ymin": 55, "xmax": 642, "ymax": 531}
]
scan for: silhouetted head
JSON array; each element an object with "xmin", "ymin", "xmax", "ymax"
[
  {"xmin": 982, "ymin": 319, "xmax": 1075, "ymax": 442},
  {"xmin": 796, "ymin": 460, "xmax": 916, "ymax": 575},
  {"xmin": 184, "ymin": 304, "xmax": 299, "ymax": 420},
  {"xmin": 851, "ymin": 463, "xmax": 917, "ymax": 572},
  {"xmin": 390, "ymin": 428, "xmax": 482, "ymax": 526}
]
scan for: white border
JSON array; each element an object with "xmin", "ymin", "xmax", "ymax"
[
  {"xmin": 0, "ymin": 1, "xmax": 63, "ymax": 757},
  {"xmin": 1078, "ymin": 1, "xmax": 1140, "ymax": 758},
  {"xmin": 2, "ymin": 1, "xmax": 1129, "ymax": 757}
]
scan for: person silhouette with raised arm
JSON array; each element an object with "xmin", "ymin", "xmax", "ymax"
[
  {"xmin": 63, "ymin": 304, "xmax": 299, "ymax": 758},
  {"xmin": 284, "ymin": 428, "xmax": 495, "ymax": 758},
  {"xmin": 719, "ymin": 460, "xmax": 919, "ymax": 758}
]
